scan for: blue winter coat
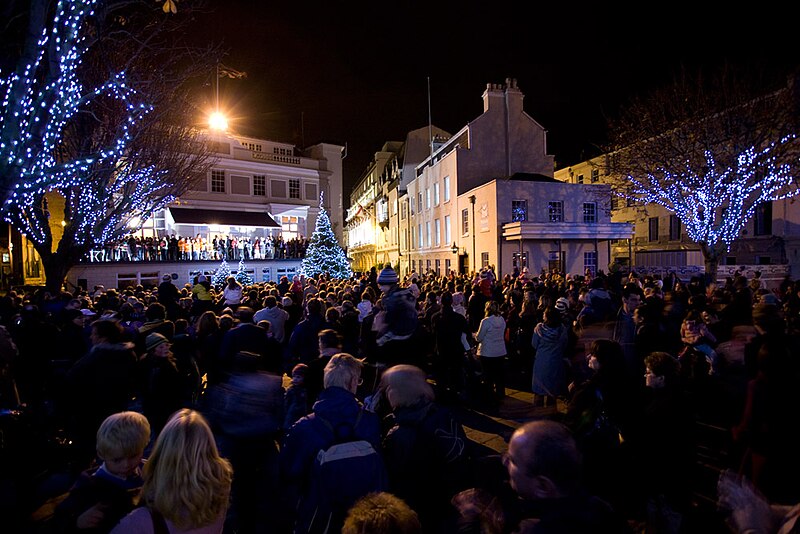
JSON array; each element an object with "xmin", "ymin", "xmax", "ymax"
[
  {"xmin": 280, "ymin": 386, "xmax": 383, "ymax": 531},
  {"xmin": 531, "ymin": 322, "xmax": 568, "ymax": 396}
]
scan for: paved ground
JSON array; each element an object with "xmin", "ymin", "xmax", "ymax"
[{"xmin": 454, "ymin": 387, "xmax": 565, "ymax": 455}]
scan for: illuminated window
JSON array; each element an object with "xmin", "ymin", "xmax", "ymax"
[
  {"xmin": 591, "ymin": 169, "xmax": 599, "ymax": 183},
  {"xmin": 583, "ymin": 203, "xmax": 597, "ymax": 223},
  {"xmin": 444, "ymin": 215, "xmax": 451, "ymax": 244},
  {"xmin": 461, "ymin": 209, "xmax": 469, "ymax": 235},
  {"xmin": 548, "ymin": 201, "xmax": 563, "ymax": 222},
  {"xmin": 434, "ymin": 219, "xmax": 441, "ymax": 246},
  {"xmin": 434, "ymin": 183, "xmax": 440, "ymax": 206},
  {"xmin": 584, "ymin": 251, "xmax": 597, "ymax": 275},
  {"xmin": 444, "ymin": 176, "xmax": 450, "ymax": 202},
  {"xmin": 512, "ymin": 200, "xmax": 527, "ymax": 222}
]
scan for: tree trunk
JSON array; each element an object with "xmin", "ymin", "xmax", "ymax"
[
  {"xmin": 700, "ymin": 242, "xmax": 721, "ymax": 286},
  {"xmin": 40, "ymin": 251, "xmax": 79, "ymax": 294}
]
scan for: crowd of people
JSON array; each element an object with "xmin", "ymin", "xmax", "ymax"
[
  {"xmin": 86, "ymin": 234, "xmax": 310, "ymax": 263},
  {"xmin": 1, "ymin": 264, "xmax": 799, "ymax": 533}
]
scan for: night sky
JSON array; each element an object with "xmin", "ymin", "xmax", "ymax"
[{"xmin": 187, "ymin": 1, "xmax": 798, "ymax": 201}]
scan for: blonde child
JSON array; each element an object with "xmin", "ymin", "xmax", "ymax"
[{"xmin": 54, "ymin": 411, "xmax": 150, "ymax": 532}]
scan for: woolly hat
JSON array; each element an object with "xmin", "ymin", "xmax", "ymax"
[
  {"xmin": 555, "ymin": 297, "xmax": 569, "ymax": 311},
  {"xmin": 291, "ymin": 363, "xmax": 309, "ymax": 377},
  {"xmin": 377, "ymin": 266, "xmax": 398, "ymax": 285},
  {"xmin": 145, "ymin": 333, "xmax": 169, "ymax": 352},
  {"xmin": 281, "ymin": 296, "xmax": 293, "ymax": 307}
]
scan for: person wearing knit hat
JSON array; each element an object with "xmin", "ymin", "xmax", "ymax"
[
  {"xmin": 141, "ymin": 332, "xmax": 182, "ymax": 434},
  {"xmin": 145, "ymin": 332, "xmax": 169, "ymax": 353},
  {"xmin": 377, "ymin": 266, "xmax": 399, "ymax": 287}
]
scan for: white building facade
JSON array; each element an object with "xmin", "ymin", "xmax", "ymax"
[{"xmin": 403, "ymin": 80, "xmax": 631, "ymax": 277}]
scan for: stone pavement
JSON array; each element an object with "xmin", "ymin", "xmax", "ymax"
[{"xmin": 454, "ymin": 387, "xmax": 566, "ymax": 455}]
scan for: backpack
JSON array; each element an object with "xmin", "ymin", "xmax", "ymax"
[{"xmin": 306, "ymin": 411, "xmax": 388, "ymax": 533}]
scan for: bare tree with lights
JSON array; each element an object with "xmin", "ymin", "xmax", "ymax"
[
  {"xmin": 0, "ymin": 0, "xmax": 220, "ymax": 290},
  {"xmin": 604, "ymin": 67, "xmax": 800, "ymax": 281}
]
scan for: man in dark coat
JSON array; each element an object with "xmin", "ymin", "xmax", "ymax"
[
  {"xmin": 286, "ymin": 298, "xmax": 326, "ymax": 366},
  {"xmin": 280, "ymin": 354, "xmax": 384, "ymax": 533},
  {"xmin": 157, "ymin": 274, "xmax": 180, "ymax": 321},
  {"xmin": 219, "ymin": 307, "xmax": 276, "ymax": 373},
  {"xmin": 431, "ymin": 291, "xmax": 470, "ymax": 401}
]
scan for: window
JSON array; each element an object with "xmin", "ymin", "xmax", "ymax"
[
  {"xmin": 548, "ymin": 251, "xmax": 565, "ymax": 272},
  {"xmin": 461, "ymin": 209, "xmax": 469, "ymax": 235},
  {"xmin": 669, "ymin": 215, "xmax": 681, "ymax": 241},
  {"xmin": 401, "ymin": 201, "xmax": 407, "ymax": 220},
  {"xmin": 444, "ymin": 176, "xmax": 451, "ymax": 202},
  {"xmin": 435, "ymin": 259, "xmax": 441, "ymax": 275},
  {"xmin": 426, "ymin": 259, "xmax": 431, "ymax": 272},
  {"xmin": 648, "ymin": 216, "xmax": 659, "ymax": 242},
  {"xmin": 211, "ymin": 170, "xmax": 225, "ymax": 193},
  {"xmin": 289, "ymin": 179, "xmax": 300, "ymax": 199},
  {"xmin": 434, "ymin": 183, "xmax": 440, "ymax": 206},
  {"xmin": 481, "ymin": 252, "xmax": 490, "ymax": 269},
  {"xmin": 445, "ymin": 259, "xmax": 451, "ymax": 274},
  {"xmin": 444, "ymin": 215, "xmax": 451, "ymax": 244},
  {"xmin": 253, "ymin": 175, "xmax": 266, "ymax": 196},
  {"xmin": 512, "ymin": 200, "xmax": 528, "ymax": 222},
  {"xmin": 281, "ymin": 216, "xmax": 299, "ymax": 240},
  {"xmin": 426, "ymin": 188, "xmax": 431, "ymax": 209},
  {"xmin": 548, "ymin": 201, "xmax": 563, "ymax": 222},
  {"xmin": 583, "ymin": 202, "xmax": 597, "ymax": 223},
  {"xmin": 754, "ymin": 202, "xmax": 772, "ymax": 236},
  {"xmin": 434, "ymin": 219, "xmax": 441, "ymax": 246},
  {"xmin": 410, "ymin": 197, "xmax": 415, "ymax": 215},
  {"xmin": 591, "ymin": 169, "xmax": 599, "ymax": 183},
  {"xmin": 584, "ymin": 251, "xmax": 597, "ymax": 276},
  {"xmin": 611, "ymin": 196, "xmax": 619, "ymax": 210},
  {"xmin": 418, "ymin": 192, "xmax": 423, "ymax": 212},
  {"xmin": 426, "ymin": 221, "xmax": 431, "ymax": 247},
  {"xmin": 418, "ymin": 224, "xmax": 423, "ymax": 249},
  {"xmin": 577, "ymin": 174, "xmax": 584, "ymax": 184},
  {"xmin": 411, "ymin": 260, "xmax": 416, "ymax": 273}
]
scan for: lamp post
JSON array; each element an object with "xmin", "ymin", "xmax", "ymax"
[{"xmin": 469, "ymin": 195, "xmax": 476, "ymax": 273}]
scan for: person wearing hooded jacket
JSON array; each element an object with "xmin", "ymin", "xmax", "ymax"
[
  {"xmin": 280, "ymin": 354, "xmax": 384, "ymax": 533},
  {"xmin": 531, "ymin": 306, "xmax": 569, "ymax": 408}
]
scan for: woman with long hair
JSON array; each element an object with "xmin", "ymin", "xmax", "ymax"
[{"xmin": 111, "ymin": 409, "xmax": 232, "ymax": 533}]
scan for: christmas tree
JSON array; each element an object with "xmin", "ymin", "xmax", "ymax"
[
  {"xmin": 212, "ymin": 259, "xmax": 231, "ymax": 287},
  {"xmin": 302, "ymin": 192, "xmax": 352, "ymax": 279},
  {"xmin": 235, "ymin": 258, "xmax": 253, "ymax": 285}
]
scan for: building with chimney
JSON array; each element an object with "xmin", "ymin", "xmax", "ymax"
[{"xmin": 403, "ymin": 79, "xmax": 631, "ymax": 277}]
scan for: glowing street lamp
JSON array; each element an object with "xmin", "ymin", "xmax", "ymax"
[{"xmin": 208, "ymin": 111, "xmax": 228, "ymax": 131}]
